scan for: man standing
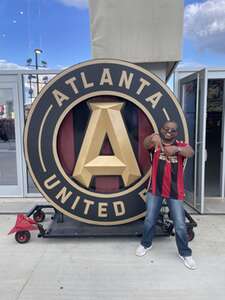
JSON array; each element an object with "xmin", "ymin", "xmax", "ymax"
[{"xmin": 136, "ymin": 121, "xmax": 197, "ymax": 270}]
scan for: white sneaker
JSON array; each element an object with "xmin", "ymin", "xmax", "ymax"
[
  {"xmin": 136, "ymin": 244, "xmax": 152, "ymax": 257},
  {"xmin": 179, "ymin": 255, "xmax": 197, "ymax": 270}
]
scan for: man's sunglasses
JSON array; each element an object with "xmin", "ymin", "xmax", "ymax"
[{"xmin": 163, "ymin": 128, "xmax": 177, "ymax": 133}]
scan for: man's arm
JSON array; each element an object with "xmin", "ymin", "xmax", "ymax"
[
  {"xmin": 164, "ymin": 144, "xmax": 194, "ymax": 158},
  {"xmin": 177, "ymin": 145, "xmax": 194, "ymax": 158},
  {"xmin": 144, "ymin": 133, "xmax": 162, "ymax": 150}
]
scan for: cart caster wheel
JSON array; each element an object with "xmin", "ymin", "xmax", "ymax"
[
  {"xmin": 187, "ymin": 228, "xmax": 195, "ymax": 242},
  {"xmin": 15, "ymin": 231, "xmax": 31, "ymax": 244},
  {"xmin": 33, "ymin": 210, "xmax": 45, "ymax": 223}
]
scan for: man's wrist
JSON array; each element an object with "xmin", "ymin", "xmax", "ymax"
[
  {"xmin": 150, "ymin": 133, "xmax": 161, "ymax": 146},
  {"xmin": 176, "ymin": 146, "xmax": 182, "ymax": 154}
]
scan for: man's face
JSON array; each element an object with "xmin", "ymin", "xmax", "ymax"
[{"xmin": 160, "ymin": 122, "xmax": 178, "ymax": 142}]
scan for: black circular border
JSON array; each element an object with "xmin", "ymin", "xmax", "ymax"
[{"xmin": 24, "ymin": 59, "xmax": 188, "ymax": 225}]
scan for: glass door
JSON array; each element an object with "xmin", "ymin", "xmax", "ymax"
[
  {"xmin": 221, "ymin": 79, "xmax": 225, "ymax": 199},
  {"xmin": 205, "ymin": 79, "xmax": 224, "ymax": 197},
  {"xmin": 0, "ymin": 81, "xmax": 23, "ymax": 196},
  {"xmin": 179, "ymin": 69, "xmax": 208, "ymax": 213}
]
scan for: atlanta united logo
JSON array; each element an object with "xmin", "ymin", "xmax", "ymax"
[{"xmin": 24, "ymin": 59, "xmax": 188, "ymax": 225}]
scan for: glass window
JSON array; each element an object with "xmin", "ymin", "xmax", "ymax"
[
  {"xmin": 0, "ymin": 88, "xmax": 17, "ymax": 185},
  {"xmin": 181, "ymin": 79, "xmax": 197, "ymax": 206},
  {"xmin": 205, "ymin": 79, "xmax": 224, "ymax": 197},
  {"xmin": 23, "ymin": 72, "xmax": 57, "ymax": 193}
]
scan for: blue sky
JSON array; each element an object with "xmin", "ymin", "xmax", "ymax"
[
  {"xmin": 0, "ymin": 0, "xmax": 225, "ymax": 70},
  {"xmin": 183, "ymin": 0, "xmax": 225, "ymax": 67}
]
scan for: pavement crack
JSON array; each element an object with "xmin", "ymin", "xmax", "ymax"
[{"xmin": 15, "ymin": 247, "xmax": 47, "ymax": 300}]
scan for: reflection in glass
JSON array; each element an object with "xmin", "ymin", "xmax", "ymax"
[
  {"xmin": 205, "ymin": 79, "xmax": 224, "ymax": 196},
  {"xmin": 182, "ymin": 80, "xmax": 197, "ymax": 206},
  {"xmin": 0, "ymin": 88, "xmax": 17, "ymax": 185},
  {"xmin": 23, "ymin": 73, "xmax": 56, "ymax": 193}
]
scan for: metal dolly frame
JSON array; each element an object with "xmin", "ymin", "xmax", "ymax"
[{"xmin": 9, "ymin": 203, "xmax": 197, "ymax": 243}]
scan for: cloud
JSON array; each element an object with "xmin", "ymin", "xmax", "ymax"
[
  {"xmin": 177, "ymin": 60, "xmax": 206, "ymax": 69},
  {"xmin": 0, "ymin": 59, "xmax": 27, "ymax": 70},
  {"xmin": 56, "ymin": 64, "xmax": 69, "ymax": 69},
  {"xmin": 184, "ymin": 0, "xmax": 225, "ymax": 53},
  {"xmin": 56, "ymin": 0, "xmax": 88, "ymax": 9}
]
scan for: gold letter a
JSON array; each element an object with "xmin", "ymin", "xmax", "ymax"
[{"xmin": 72, "ymin": 102, "xmax": 141, "ymax": 188}]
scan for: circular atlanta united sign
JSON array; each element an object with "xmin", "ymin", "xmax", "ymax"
[{"xmin": 24, "ymin": 59, "xmax": 188, "ymax": 225}]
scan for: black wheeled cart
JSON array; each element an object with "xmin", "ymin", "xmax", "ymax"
[{"xmin": 9, "ymin": 203, "xmax": 197, "ymax": 244}]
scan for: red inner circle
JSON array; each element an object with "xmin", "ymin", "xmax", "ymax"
[{"xmin": 57, "ymin": 96, "xmax": 153, "ymax": 193}]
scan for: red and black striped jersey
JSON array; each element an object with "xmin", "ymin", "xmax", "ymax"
[{"xmin": 148, "ymin": 141, "xmax": 187, "ymax": 200}]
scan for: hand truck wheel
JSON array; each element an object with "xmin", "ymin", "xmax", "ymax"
[
  {"xmin": 15, "ymin": 231, "xmax": 31, "ymax": 244},
  {"xmin": 33, "ymin": 210, "xmax": 45, "ymax": 223}
]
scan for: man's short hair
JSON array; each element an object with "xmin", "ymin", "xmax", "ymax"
[{"xmin": 162, "ymin": 121, "xmax": 178, "ymax": 129}]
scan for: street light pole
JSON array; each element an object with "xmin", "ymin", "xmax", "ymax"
[
  {"xmin": 34, "ymin": 48, "xmax": 43, "ymax": 94},
  {"xmin": 26, "ymin": 49, "xmax": 47, "ymax": 98}
]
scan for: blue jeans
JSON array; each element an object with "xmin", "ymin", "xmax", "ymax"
[{"xmin": 141, "ymin": 192, "xmax": 192, "ymax": 257}]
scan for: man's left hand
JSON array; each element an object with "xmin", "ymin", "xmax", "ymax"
[{"xmin": 164, "ymin": 146, "xmax": 179, "ymax": 156}]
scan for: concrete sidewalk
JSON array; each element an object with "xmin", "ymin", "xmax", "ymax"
[{"xmin": 0, "ymin": 214, "xmax": 225, "ymax": 300}]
